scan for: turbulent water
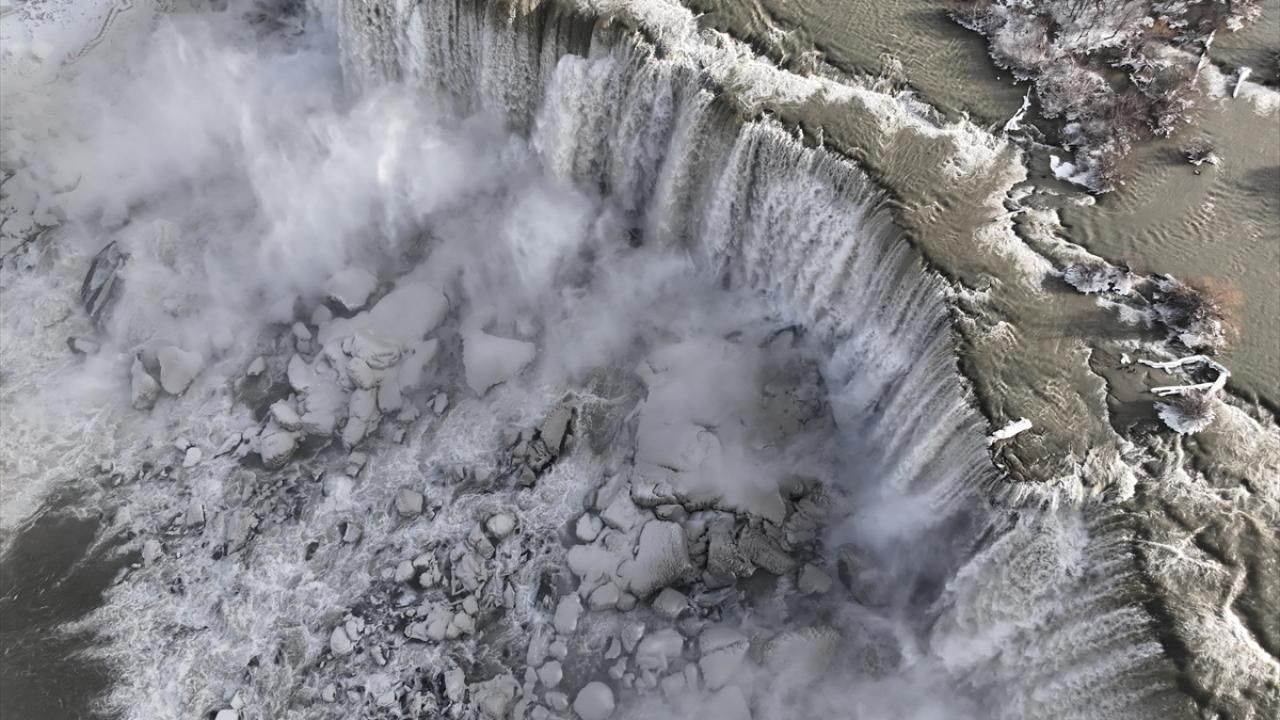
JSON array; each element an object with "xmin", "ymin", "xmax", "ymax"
[{"xmin": 0, "ymin": 0, "xmax": 1277, "ymax": 719}]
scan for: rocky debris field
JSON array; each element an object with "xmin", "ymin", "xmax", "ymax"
[{"xmin": 75, "ymin": 251, "xmax": 906, "ymax": 720}]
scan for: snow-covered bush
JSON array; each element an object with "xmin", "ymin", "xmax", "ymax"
[
  {"xmin": 1155, "ymin": 392, "xmax": 1217, "ymax": 434},
  {"xmin": 1062, "ymin": 259, "xmax": 1133, "ymax": 294},
  {"xmin": 1181, "ymin": 138, "xmax": 1219, "ymax": 166}
]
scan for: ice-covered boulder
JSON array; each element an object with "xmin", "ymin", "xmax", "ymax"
[
  {"xmin": 326, "ymin": 268, "xmax": 378, "ymax": 312},
  {"xmin": 651, "ymin": 588, "xmax": 688, "ymax": 619},
  {"xmin": 572, "ymin": 682, "xmax": 615, "ymax": 720},
  {"xmin": 486, "ymin": 513, "xmax": 516, "ymax": 539},
  {"xmin": 463, "ymin": 331, "xmax": 536, "ymax": 395},
  {"xmin": 329, "ymin": 625, "xmax": 354, "ymax": 656},
  {"xmin": 698, "ymin": 627, "xmax": 749, "ymax": 690},
  {"xmin": 620, "ymin": 520, "xmax": 693, "ymax": 596},
  {"xmin": 472, "ymin": 674, "xmax": 519, "ymax": 719},
  {"xmin": 797, "ymin": 563, "xmax": 832, "ymax": 594},
  {"xmin": 635, "ymin": 628, "xmax": 684, "ymax": 672},
  {"xmin": 157, "ymin": 346, "xmax": 202, "ymax": 395},
  {"xmin": 130, "ymin": 357, "xmax": 159, "ymax": 410},
  {"xmin": 537, "ymin": 661, "xmax": 563, "ymax": 689},
  {"xmin": 259, "ymin": 429, "xmax": 298, "ymax": 469},
  {"xmin": 395, "ymin": 488, "xmax": 424, "ymax": 517},
  {"xmin": 554, "ymin": 593, "xmax": 583, "ymax": 635},
  {"xmin": 367, "ymin": 280, "xmax": 448, "ymax": 346}
]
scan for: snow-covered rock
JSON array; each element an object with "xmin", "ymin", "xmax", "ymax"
[
  {"xmin": 395, "ymin": 488, "xmax": 424, "ymax": 517},
  {"xmin": 698, "ymin": 627, "xmax": 749, "ymax": 690},
  {"xmin": 554, "ymin": 594, "xmax": 583, "ymax": 635},
  {"xmin": 636, "ymin": 628, "xmax": 684, "ymax": 673},
  {"xmin": 259, "ymin": 429, "xmax": 298, "ymax": 469},
  {"xmin": 463, "ymin": 331, "xmax": 536, "ymax": 395},
  {"xmin": 130, "ymin": 357, "xmax": 159, "ymax": 410},
  {"xmin": 575, "ymin": 514, "xmax": 604, "ymax": 543},
  {"xmin": 651, "ymin": 588, "xmax": 688, "ymax": 619},
  {"xmin": 246, "ymin": 356, "xmax": 267, "ymax": 377},
  {"xmin": 326, "ymin": 268, "xmax": 378, "ymax": 311},
  {"xmin": 537, "ymin": 661, "xmax": 563, "ymax": 689},
  {"xmin": 572, "ymin": 682, "xmax": 615, "ymax": 720},
  {"xmin": 620, "ymin": 520, "xmax": 693, "ymax": 596},
  {"xmin": 157, "ymin": 346, "xmax": 202, "ymax": 395},
  {"xmin": 329, "ymin": 625, "xmax": 355, "ymax": 656},
  {"xmin": 486, "ymin": 513, "xmax": 516, "ymax": 539},
  {"xmin": 367, "ymin": 280, "xmax": 448, "ymax": 345}
]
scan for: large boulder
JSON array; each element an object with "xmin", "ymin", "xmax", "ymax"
[
  {"xmin": 130, "ymin": 357, "xmax": 159, "ymax": 410},
  {"xmin": 326, "ymin": 268, "xmax": 378, "ymax": 312},
  {"xmin": 572, "ymin": 682, "xmax": 615, "ymax": 720},
  {"xmin": 157, "ymin": 346, "xmax": 202, "ymax": 395},
  {"xmin": 620, "ymin": 520, "xmax": 693, "ymax": 596},
  {"xmin": 463, "ymin": 331, "xmax": 536, "ymax": 395},
  {"xmin": 81, "ymin": 240, "xmax": 127, "ymax": 327}
]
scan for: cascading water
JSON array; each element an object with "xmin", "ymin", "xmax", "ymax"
[
  {"xmin": 0, "ymin": 0, "xmax": 1239, "ymax": 718},
  {"xmin": 326, "ymin": 3, "xmax": 1187, "ymax": 716}
]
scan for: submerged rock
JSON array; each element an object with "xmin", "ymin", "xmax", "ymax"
[
  {"xmin": 395, "ymin": 488, "xmax": 424, "ymax": 517},
  {"xmin": 329, "ymin": 625, "xmax": 354, "ymax": 656}
]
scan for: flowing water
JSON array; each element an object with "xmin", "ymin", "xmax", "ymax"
[{"xmin": 0, "ymin": 0, "xmax": 1277, "ymax": 719}]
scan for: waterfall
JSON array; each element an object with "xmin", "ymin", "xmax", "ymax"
[{"xmin": 328, "ymin": 1, "xmax": 1186, "ymax": 717}]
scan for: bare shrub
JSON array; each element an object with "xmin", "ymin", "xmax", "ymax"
[
  {"xmin": 945, "ymin": 0, "xmax": 997, "ymax": 32},
  {"xmin": 1181, "ymin": 138, "xmax": 1219, "ymax": 166},
  {"xmin": 1152, "ymin": 276, "xmax": 1243, "ymax": 351},
  {"xmin": 1140, "ymin": 61, "xmax": 1201, "ymax": 136}
]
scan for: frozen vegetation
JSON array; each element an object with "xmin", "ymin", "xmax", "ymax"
[{"xmin": 948, "ymin": 0, "xmax": 1264, "ymax": 190}]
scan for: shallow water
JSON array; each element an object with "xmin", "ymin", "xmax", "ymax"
[
  {"xmin": 1057, "ymin": 95, "xmax": 1280, "ymax": 405},
  {"xmin": 689, "ymin": 0, "xmax": 1026, "ymax": 123}
]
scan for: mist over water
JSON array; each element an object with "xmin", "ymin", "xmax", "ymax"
[{"xmin": 0, "ymin": 0, "xmax": 1224, "ymax": 719}]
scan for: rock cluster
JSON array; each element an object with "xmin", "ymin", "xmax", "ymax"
[
  {"xmin": 245, "ymin": 274, "xmax": 449, "ymax": 468},
  {"xmin": 98, "ymin": 256, "xmax": 901, "ymax": 720}
]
